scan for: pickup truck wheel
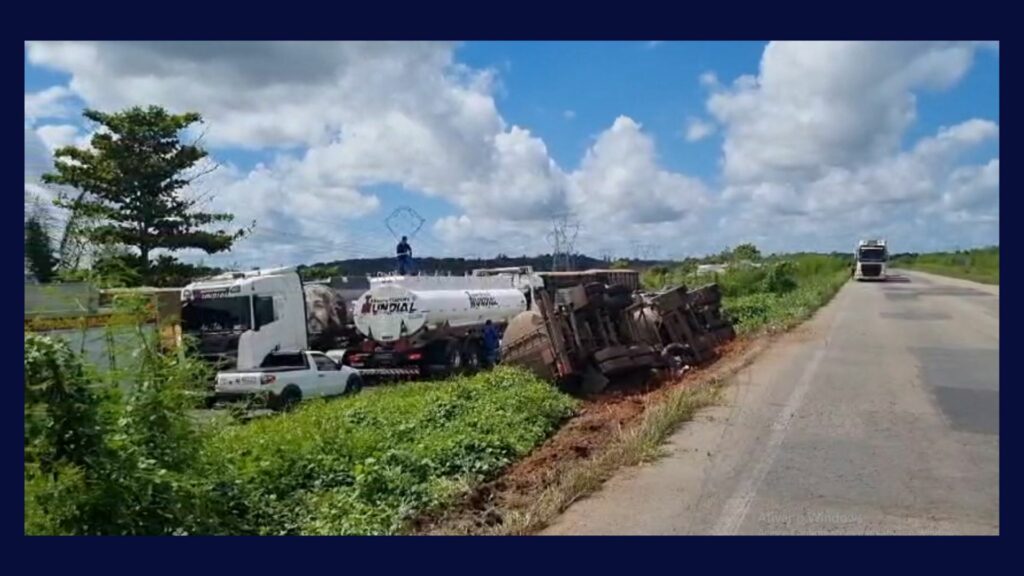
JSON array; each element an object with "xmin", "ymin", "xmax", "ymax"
[
  {"xmin": 274, "ymin": 386, "xmax": 302, "ymax": 411},
  {"xmin": 347, "ymin": 374, "xmax": 364, "ymax": 395}
]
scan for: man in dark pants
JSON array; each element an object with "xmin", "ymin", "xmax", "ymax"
[
  {"xmin": 481, "ymin": 319, "xmax": 500, "ymax": 368},
  {"xmin": 396, "ymin": 236, "xmax": 412, "ymax": 275}
]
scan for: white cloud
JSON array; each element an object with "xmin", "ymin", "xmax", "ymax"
[
  {"xmin": 23, "ymin": 41, "xmax": 998, "ymax": 262},
  {"xmin": 25, "ymin": 86, "xmax": 75, "ymax": 122},
  {"xmin": 26, "ymin": 41, "xmax": 717, "ymax": 263},
  {"xmin": 26, "ymin": 41, "xmax": 576, "ymax": 263},
  {"xmin": 685, "ymin": 117, "xmax": 715, "ymax": 142},
  {"xmin": 24, "ymin": 127, "xmax": 52, "ymax": 182},
  {"xmin": 707, "ymin": 41, "xmax": 986, "ymax": 185},
  {"xmin": 715, "ymin": 119, "xmax": 999, "ymax": 253},
  {"xmin": 570, "ymin": 116, "xmax": 709, "ymax": 225},
  {"xmin": 702, "ymin": 42, "xmax": 998, "ymax": 252},
  {"xmin": 35, "ymin": 124, "xmax": 81, "ymax": 151},
  {"xmin": 938, "ymin": 158, "xmax": 998, "ymax": 214},
  {"xmin": 699, "ymin": 71, "xmax": 719, "ymax": 88},
  {"xmin": 433, "ymin": 214, "xmax": 551, "ymax": 257}
]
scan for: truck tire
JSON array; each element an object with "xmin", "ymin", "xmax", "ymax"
[
  {"xmin": 598, "ymin": 356, "xmax": 637, "ymax": 376},
  {"xmin": 630, "ymin": 353, "xmax": 658, "ymax": 369},
  {"xmin": 445, "ymin": 341, "xmax": 464, "ymax": 375},
  {"xmin": 273, "ymin": 385, "xmax": 302, "ymax": 411},
  {"xmin": 594, "ymin": 345, "xmax": 630, "ymax": 363},
  {"xmin": 462, "ymin": 340, "xmax": 481, "ymax": 373},
  {"xmin": 346, "ymin": 374, "xmax": 364, "ymax": 395},
  {"xmin": 662, "ymin": 342, "xmax": 697, "ymax": 366}
]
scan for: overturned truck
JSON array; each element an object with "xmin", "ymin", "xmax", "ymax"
[{"xmin": 500, "ymin": 269, "xmax": 735, "ymax": 392}]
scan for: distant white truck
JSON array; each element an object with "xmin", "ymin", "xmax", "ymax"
[
  {"xmin": 214, "ymin": 350, "xmax": 363, "ymax": 410},
  {"xmin": 854, "ymin": 239, "xmax": 888, "ymax": 281}
]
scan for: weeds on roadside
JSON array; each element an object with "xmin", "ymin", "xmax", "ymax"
[{"xmin": 892, "ymin": 246, "xmax": 998, "ymax": 284}]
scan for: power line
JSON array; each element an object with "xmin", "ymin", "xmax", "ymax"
[
  {"xmin": 384, "ymin": 206, "xmax": 426, "ymax": 240},
  {"xmin": 631, "ymin": 242, "xmax": 657, "ymax": 262}
]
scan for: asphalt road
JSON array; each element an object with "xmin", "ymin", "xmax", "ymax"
[{"xmin": 544, "ymin": 270, "xmax": 999, "ymax": 535}]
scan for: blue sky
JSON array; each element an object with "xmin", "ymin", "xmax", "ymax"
[{"xmin": 24, "ymin": 42, "xmax": 1000, "ymax": 267}]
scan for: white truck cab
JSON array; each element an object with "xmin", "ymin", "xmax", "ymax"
[
  {"xmin": 855, "ymin": 239, "xmax": 888, "ymax": 281},
  {"xmin": 181, "ymin": 267, "xmax": 307, "ymax": 371}
]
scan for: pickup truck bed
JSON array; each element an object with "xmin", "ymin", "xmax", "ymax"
[{"xmin": 214, "ymin": 350, "xmax": 363, "ymax": 410}]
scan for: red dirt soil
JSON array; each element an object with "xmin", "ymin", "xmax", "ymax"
[{"xmin": 413, "ymin": 335, "xmax": 764, "ymax": 534}]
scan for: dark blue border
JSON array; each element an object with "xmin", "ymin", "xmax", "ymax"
[{"xmin": 8, "ymin": 1, "xmax": 1014, "ymax": 566}]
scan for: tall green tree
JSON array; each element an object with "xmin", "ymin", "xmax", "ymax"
[
  {"xmin": 42, "ymin": 106, "xmax": 247, "ymax": 285},
  {"xmin": 25, "ymin": 212, "xmax": 58, "ymax": 283}
]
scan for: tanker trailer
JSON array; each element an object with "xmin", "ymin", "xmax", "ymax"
[
  {"xmin": 500, "ymin": 275, "xmax": 736, "ymax": 393},
  {"xmin": 347, "ymin": 280, "xmax": 527, "ymax": 377}
]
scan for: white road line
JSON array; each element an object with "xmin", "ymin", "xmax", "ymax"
[{"xmin": 711, "ymin": 346, "xmax": 827, "ymax": 535}]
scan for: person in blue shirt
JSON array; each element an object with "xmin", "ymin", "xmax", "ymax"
[
  {"xmin": 396, "ymin": 236, "xmax": 412, "ymax": 275},
  {"xmin": 481, "ymin": 319, "xmax": 500, "ymax": 368}
]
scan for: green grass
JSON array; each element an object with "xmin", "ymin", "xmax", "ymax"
[
  {"xmin": 25, "ymin": 330, "xmax": 576, "ymax": 536},
  {"xmin": 492, "ymin": 382, "xmax": 721, "ymax": 535},
  {"xmin": 643, "ymin": 253, "xmax": 851, "ymax": 335},
  {"xmin": 723, "ymin": 269, "xmax": 850, "ymax": 334},
  {"xmin": 892, "ymin": 247, "xmax": 998, "ymax": 285},
  {"xmin": 200, "ymin": 367, "xmax": 577, "ymax": 535}
]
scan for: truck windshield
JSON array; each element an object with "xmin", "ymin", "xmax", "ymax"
[
  {"xmin": 858, "ymin": 248, "xmax": 887, "ymax": 263},
  {"xmin": 182, "ymin": 296, "xmax": 252, "ymax": 333}
]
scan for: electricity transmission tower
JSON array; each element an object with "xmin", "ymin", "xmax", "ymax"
[
  {"xmin": 631, "ymin": 242, "xmax": 657, "ymax": 262},
  {"xmin": 547, "ymin": 213, "xmax": 580, "ymax": 271}
]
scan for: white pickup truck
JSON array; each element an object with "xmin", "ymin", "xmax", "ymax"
[{"xmin": 214, "ymin": 350, "xmax": 363, "ymax": 410}]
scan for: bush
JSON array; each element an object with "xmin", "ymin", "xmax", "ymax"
[
  {"xmin": 201, "ymin": 367, "xmax": 577, "ymax": 535},
  {"xmin": 723, "ymin": 262, "xmax": 849, "ymax": 334},
  {"xmin": 26, "ymin": 332, "xmax": 575, "ymax": 536},
  {"xmin": 760, "ymin": 261, "xmax": 797, "ymax": 294},
  {"xmin": 24, "ymin": 330, "xmax": 219, "ymax": 535},
  {"xmin": 892, "ymin": 246, "xmax": 998, "ymax": 284},
  {"xmin": 24, "ymin": 334, "xmax": 104, "ymax": 472}
]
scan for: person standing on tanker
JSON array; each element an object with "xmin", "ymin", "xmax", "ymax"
[
  {"xmin": 396, "ymin": 236, "xmax": 412, "ymax": 275},
  {"xmin": 482, "ymin": 319, "xmax": 500, "ymax": 368}
]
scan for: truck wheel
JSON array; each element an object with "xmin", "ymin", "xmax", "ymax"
[
  {"xmin": 594, "ymin": 345, "xmax": 629, "ymax": 363},
  {"xmin": 446, "ymin": 342, "xmax": 464, "ymax": 375},
  {"xmin": 462, "ymin": 341, "xmax": 481, "ymax": 373},
  {"xmin": 273, "ymin": 386, "xmax": 302, "ymax": 411},
  {"xmin": 598, "ymin": 356, "xmax": 637, "ymax": 376},
  {"xmin": 346, "ymin": 374, "xmax": 364, "ymax": 395}
]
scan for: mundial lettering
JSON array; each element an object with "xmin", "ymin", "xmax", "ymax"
[
  {"xmin": 372, "ymin": 298, "xmax": 417, "ymax": 314},
  {"xmin": 466, "ymin": 291, "xmax": 499, "ymax": 308}
]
